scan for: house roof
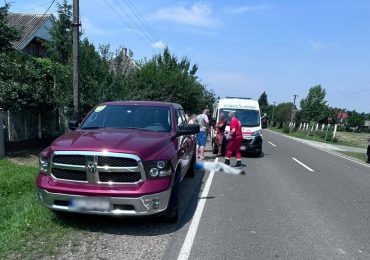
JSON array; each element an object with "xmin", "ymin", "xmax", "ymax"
[
  {"xmin": 7, "ymin": 12, "xmax": 52, "ymax": 49},
  {"xmin": 337, "ymin": 111, "xmax": 349, "ymax": 120}
]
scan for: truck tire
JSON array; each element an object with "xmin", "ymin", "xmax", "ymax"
[
  {"xmin": 186, "ymin": 152, "xmax": 196, "ymax": 178},
  {"xmin": 255, "ymin": 145, "xmax": 262, "ymax": 157},
  {"xmin": 164, "ymin": 170, "xmax": 180, "ymax": 223}
]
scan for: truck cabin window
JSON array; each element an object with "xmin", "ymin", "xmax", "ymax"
[
  {"xmin": 219, "ymin": 109, "xmax": 260, "ymax": 127},
  {"xmin": 81, "ymin": 105, "xmax": 172, "ymax": 132}
]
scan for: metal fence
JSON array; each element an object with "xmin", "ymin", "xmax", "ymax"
[{"xmin": 1, "ymin": 109, "xmax": 68, "ymax": 154}]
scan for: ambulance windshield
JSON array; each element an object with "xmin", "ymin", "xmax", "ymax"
[{"xmin": 219, "ymin": 109, "xmax": 260, "ymax": 127}]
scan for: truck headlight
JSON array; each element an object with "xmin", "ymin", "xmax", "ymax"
[
  {"xmin": 144, "ymin": 161, "xmax": 172, "ymax": 178},
  {"xmin": 251, "ymin": 130, "xmax": 262, "ymax": 136},
  {"xmin": 39, "ymin": 156, "xmax": 49, "ymax": 174}
]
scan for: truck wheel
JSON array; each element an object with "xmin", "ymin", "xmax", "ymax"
[
  {"xmin": 255, "ymin": 145, "xmax": 262, "ymax": 157},
  {"xmin": 164, "ymin": 171, "xmax": 180, "ymax": 223},
  {"xmin": 186, "ymin": 152, "xmax": 196, "ymax": 178}
]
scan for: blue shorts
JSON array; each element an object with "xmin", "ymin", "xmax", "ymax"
[{"xmin": 197, "ymin": 131, "xmax": 207, "ymax": 146}]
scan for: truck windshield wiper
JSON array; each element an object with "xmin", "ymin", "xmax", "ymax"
[
  {"xmin": 80, "ymin": 126, "xmax": 103, "ymax": 129},
  {"xmin": 121, "ymin": 127, "xmax": 151, "ymax": 131}
]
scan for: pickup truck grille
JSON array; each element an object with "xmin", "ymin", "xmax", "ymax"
[
  {"xmin": 50, "ymin": 152, "xmax": 145, "ymax": 185},
  {"xmin": 98, "ymin": 157, "xmax": 138, "ymax": 167},
  {"xmin": 53, "ymin": 155, "xmax": 85, "ymax": 165},
  {"xmin": 52, "ymin": 168, "xmax": 87, "ymax": 181},
  {"xmin": 53, "ymin": 155, "xmax": 137, "ymax": 167},
  {"xmin": 99, "ymin": 172, "xmax": 141, "ymax": 183}
]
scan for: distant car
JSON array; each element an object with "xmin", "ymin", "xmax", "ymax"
[
  {"xmin": 211, "ymin": 97, "xmax": 263, "ymax": 156},
  {"xmin": 36, "ymin": 101, "xmax": 199, "ymax": 222}
]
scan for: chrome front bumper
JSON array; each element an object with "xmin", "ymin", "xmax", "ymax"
[{"xmin": 37, "ymin": 188, "xmax": 171, "ymax": 216}]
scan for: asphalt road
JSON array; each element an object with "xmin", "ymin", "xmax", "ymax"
[{"xmin": 57, "ymin": 130, "xmax": 370, "ymax": 260}]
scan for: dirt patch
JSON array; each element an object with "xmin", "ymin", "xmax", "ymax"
[{"xmin": 6, "ymin": 150, "xmax": 40, "ymax": 167}]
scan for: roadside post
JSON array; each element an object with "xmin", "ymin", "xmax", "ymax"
[
  {"xmin": 0, "ymin": 108, "xmax": 4, "ymax": 157},
  {"xmin": 325, "ymin": 124, "xmax": 330, "ymax": 141},
  {"xmin": 332, "ymin": 124, "xmax": 338, "ymax": 140}
]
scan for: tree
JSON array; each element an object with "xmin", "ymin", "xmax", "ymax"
[
  {"xmin": 299, "ymin": 85, "xmax": 328, "ymax": 122},
  {"xmin": 0, "ymin": 52, "xmax": 57, "ymax": 112},
  {"xmin": 347, "ymin": 110, "xmax": 365, "ymax": 131},
  {"xmin": 45, "ymin": 0, "xmax": 72, "ymax": 65},
  {"xmin": 0, "ymin": 4, "xmax": 20, "ymax": 52},
  {"xmin": 124, "ymin": 47, "xmax": 215, "ymax": 113},
  {"xmin": 274, "ymin": 102, "xmax": 293, "ymax": 126},
  {"xmin": 258, "ymin": 91, "xmax": 268, "ymax": 114}
]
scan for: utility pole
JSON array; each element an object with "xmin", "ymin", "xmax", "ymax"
[
  {"xmin": 271, "ymin": 101, "xmax": 276, "ymax": 125},
  {"xmin": 72, "ymin": 0, "xmax": 80, "ymax": 121},
  {"xmin": 289, "ymin": 94, "xmax": 298, "ymax": 133}
]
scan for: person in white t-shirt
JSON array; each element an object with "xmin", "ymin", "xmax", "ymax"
[{"xmin": 196, "ymin": 109, "xmax": 209, "ymax": 160}]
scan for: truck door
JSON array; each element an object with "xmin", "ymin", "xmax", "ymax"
[{"xmin": 176, "ymin": 109, "xmax": 191, "ymax": 177}]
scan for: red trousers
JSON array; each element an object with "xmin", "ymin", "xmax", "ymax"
[{"xmin": 226, "ymin": 136, "xmax": 243, "ymax": 160}]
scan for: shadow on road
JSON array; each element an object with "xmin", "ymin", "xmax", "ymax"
[{"xmin": 52, "ymin": 170, "xmax": 206, "ymax": 237}]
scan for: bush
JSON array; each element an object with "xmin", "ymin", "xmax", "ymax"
[{"xmin": 282, "ymin": 125, "xmax": 290, "ymax": 133}]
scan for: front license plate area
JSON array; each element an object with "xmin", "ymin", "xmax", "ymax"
[
  {"xmin": 240, "ymin": 145, "xmax": 247, "ymax": 151},
  {"xmin": 70, "ymin": 197, "xmax": 110, "ymax": 212}
]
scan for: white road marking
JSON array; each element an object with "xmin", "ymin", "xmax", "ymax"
[
  {"xmin": 292, "ymin": 157, "xmax": 314, "ymax": 172},
  {"xmin": 268, "ymin": 141, "xmax": 277, "ymax": 147},
  {"xmin": 177, "ymin": 157, "xmax": 218, "ymax": 260}
]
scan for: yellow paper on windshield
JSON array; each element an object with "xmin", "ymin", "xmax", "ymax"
[{"xmin": 95, "ymin": 105, "xmax": 106, "ymax": 112}]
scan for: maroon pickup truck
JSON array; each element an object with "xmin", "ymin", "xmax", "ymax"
[{"xmin": 36, "ymin": 101, "xmax": 199, "ymax": 222}]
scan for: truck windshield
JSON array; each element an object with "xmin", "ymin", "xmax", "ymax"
[
  {"xmin": 81, "ymin": 105, "xmax": 172, "ymax": 132},
  {"xmin": 219, "ymin": 109, "xmax": 260, "ymax": 127}
]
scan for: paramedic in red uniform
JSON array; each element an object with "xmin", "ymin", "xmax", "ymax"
[{"xmin": 225, "ymin": 111, "xmax": 243, "ymax": 168}]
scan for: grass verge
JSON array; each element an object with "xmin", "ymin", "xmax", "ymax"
[
  {"xmin": 337, "ymin": 151, "xmax": 368, "ymax": 163},
  {"xmin": 0, "ymin": 159, "xmax": 74, "ymax": 259},
  {"xmin": 269, "ymin": 127, "xmax": 368, "ymax": 149}
]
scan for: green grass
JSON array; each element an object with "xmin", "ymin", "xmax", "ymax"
[
  {"xmin": 0, "ymin": 159, "xmax": 75, "ymax": 259},
  {"xmin": 269, "ymin": 127, "xmax": 369, "ymax": 149},
  {"xmin": 335, "ymin": 132, "xmax": 369, "ymax": 149},
  {"xmin": 269, "ymin": 127, "xmax": 332, "ymax": 143},
  {"xmin": 337, "ymin": 151, "xmax": 368, "ymax": 162}
]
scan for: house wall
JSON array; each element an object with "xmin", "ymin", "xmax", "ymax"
[{"xmin": 22, "ymin": 38, "xmax": 47, "ymax": 57}]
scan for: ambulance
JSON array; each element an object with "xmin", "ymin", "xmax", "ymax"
[{"xmin": 211, "ymin": 97, "xmax": 263, "ymax": 156}]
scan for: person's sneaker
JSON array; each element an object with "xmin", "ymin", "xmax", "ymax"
[
  {"xmin": 233, "ymin": 160, "xmax": 243, "ymax": 168},
  {"xmin": 224, "ymin": 158, "xmax": 230, "ymax": 165}
]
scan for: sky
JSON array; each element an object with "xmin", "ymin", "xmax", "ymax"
[{"xmin": 9, "ymin": 0, "xmax": 370, "ymax": 113}]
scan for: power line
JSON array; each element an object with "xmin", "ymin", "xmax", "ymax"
[
  {"xmin": 124, "ymin": 0, "xmax": 161, "ymax": 42},
  {"xmin": 103, "ymin": 0, "xmax": 152, "ymax": 48},
  {"xmin": 112, "ymin": 0, "xmax": 156, "ymax": 44}
]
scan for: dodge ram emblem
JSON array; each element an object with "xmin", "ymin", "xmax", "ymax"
[{"xmin": 87, "ymin": 163, "xmax": 96, "ymax": 173}]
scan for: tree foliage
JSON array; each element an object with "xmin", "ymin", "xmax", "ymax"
[
  {"xmin": 0, "ymin": 3, "xmax": 214, "ymax": 118},
  {"xmin": 45, "ymin": 0, "xmax": 72, "ymax": 65},
  {"xmin": 299, "ymin": 85, "xmax": 328, "ymax": 122},
  {"xmin": 347, "ymin": 110, "xmax": 365, "ymax": 130},
  {"xmin": 0, "ymin": 4, "xmax": 20, "ymax": 52},
  {"xmin": 0, "ymin": 51, "xmax": 54, "ymax": 111},
  {"xmin": 124, "ymin": 47, "xmax": 215, "ymax": 113},
  {"xmin": 274, "ymin": 102, "xmax": 293, "ymax": 125},
  {"xmin": 258, "ymin": 91, "xmax": 268, "ymax": 114}
]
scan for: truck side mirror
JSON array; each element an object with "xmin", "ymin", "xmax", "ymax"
[
  {"xmin": 177, "ymin": 124, "xmax": 200, "ymax": 136},
  {"xmin": 68, "ymin": 120, "xmax": 79, "ymax": 131}
]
